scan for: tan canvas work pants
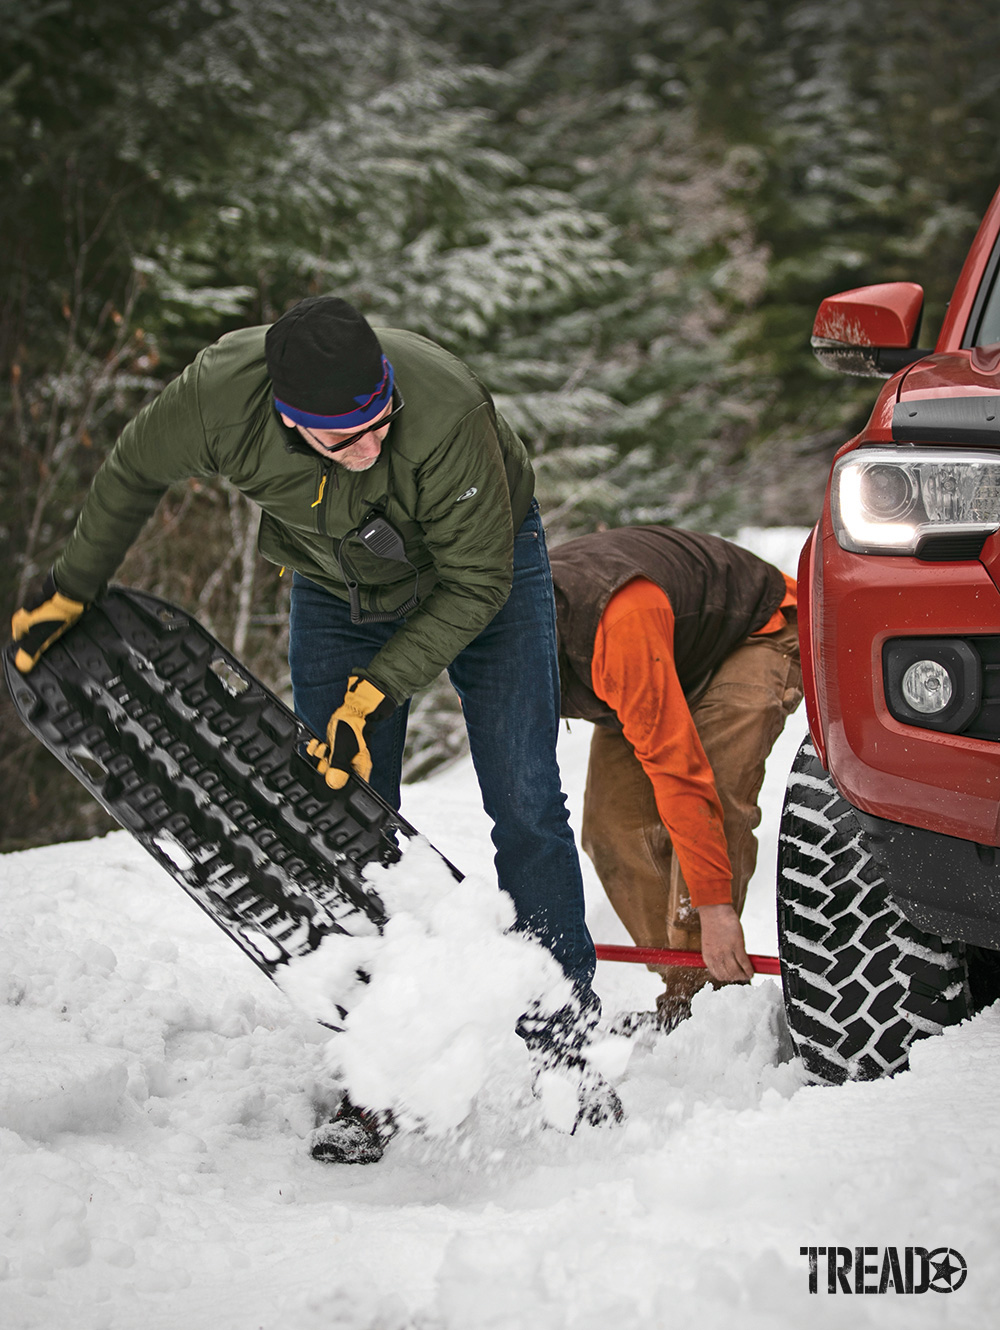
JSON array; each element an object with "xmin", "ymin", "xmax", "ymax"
[{"xmin": 581, "ymin": 617, "xmax": 803, "ymax": 1008}]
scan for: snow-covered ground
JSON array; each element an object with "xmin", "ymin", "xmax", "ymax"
[{"xmin": 2, "ymin": 527, "xmax": 997, "ymax": 1329}]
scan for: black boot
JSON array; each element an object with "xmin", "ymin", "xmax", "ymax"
[
  {"xmin": 310, "ymin": 1099, "xmax": 397, "ymax": 1164},
  {"xmin": 530, "ymin": 1050, "xmax": 625, "ymax": 1131}
]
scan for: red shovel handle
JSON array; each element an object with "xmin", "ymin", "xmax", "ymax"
[{"xmin": 594, "ymin": 943, "xmax": 781, "ymax": 976}]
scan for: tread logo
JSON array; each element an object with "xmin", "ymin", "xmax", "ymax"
[{"xmin": 800, "ymin": 1246, "xmax": 967, "ymax": 1294}]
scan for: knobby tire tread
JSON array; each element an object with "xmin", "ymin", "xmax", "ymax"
[{"xmin": 777, "ymin": 738, "xmax": 970, "ymax": 1083}]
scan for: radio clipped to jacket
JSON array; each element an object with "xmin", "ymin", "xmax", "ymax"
[{"xmin": 336, "ymin": 512, "xmax": 421, "ymax": 625}]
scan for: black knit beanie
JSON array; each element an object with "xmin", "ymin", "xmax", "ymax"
[{"xmin": 265, "ymin": 296, "xmax": 394, "ymax": 430}]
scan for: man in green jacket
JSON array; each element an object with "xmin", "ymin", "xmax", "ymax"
[{"xmin": 11, "ymin": 296, "xmax": 620, "ymax": 1159}]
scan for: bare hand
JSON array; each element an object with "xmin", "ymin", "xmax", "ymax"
[{"xmin": 697, "ymin": 903, "xmax": 754, "ymax": 984}]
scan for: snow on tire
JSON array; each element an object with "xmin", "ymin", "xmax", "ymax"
[{"xmin": 777, "ymin": 737, "xmax": 970, "ymax": 1084}]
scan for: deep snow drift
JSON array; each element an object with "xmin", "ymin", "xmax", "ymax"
[{"xmin": 1, "ymin": 527, "xmax": 997, "ymax": 1329}]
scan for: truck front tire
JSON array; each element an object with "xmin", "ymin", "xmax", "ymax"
[{"xmin": 777, "ymin": 737, "xmax": 971, "ymax": 1083}]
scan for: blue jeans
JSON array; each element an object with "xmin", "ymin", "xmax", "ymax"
[{"xmin": 289, "ymin": 500, "xmax": 597, "ymax": 1042}]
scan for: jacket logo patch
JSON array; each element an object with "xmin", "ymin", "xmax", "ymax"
[{"xmin": 456, "ymin": 486, "xmax": 478, "ymax": 502}]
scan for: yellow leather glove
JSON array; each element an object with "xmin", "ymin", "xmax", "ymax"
[
  {"xmin": 10, "ymin": 573, "xmax": 87, "ymax": 673},
  {"xmin": 307, "ymin": 676, "xmax": 395, "ymax": 790}
]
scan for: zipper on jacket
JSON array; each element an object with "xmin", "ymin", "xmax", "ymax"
[{"xmin": 312, "ymin": 461, "xmax": 337, "ymax": 534}]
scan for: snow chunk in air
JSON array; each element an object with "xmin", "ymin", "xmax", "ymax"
[{"xmin": 277, "ymin": 835, "xmax": 572, "ymax": 1134}]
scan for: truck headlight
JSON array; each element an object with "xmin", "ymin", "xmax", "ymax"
[{"xmin": 832, "ymin": 447, "xmax": 1000, "ymax": 555}]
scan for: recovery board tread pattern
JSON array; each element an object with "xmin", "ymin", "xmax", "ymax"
[{"xmin": 3, "ymin": 586, "xmax": 439, "ymax": 986}]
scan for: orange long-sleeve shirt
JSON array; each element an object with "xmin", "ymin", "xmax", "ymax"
[{"xmin": 590, "ymin": 575, "xmax": 795, "ymax": 907}]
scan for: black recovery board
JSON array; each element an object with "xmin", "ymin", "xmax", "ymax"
[{"xmin": 4, "ymin": 586, "xmax": 460, "ymax": 1014}]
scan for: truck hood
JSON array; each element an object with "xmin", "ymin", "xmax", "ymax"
[{"xmin": 897, "ymin": 346, "xmax": 1000, "ymax": 402}]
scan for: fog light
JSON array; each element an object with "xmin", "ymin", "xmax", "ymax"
[
  {"xmin": 884, "ymin": 638, "xmax": 981, "ymax": 733},
  {"xmin": 901, "ymin": 659, "xmax": 953, "ymax": 714}
]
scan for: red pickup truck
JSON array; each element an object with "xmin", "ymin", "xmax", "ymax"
[{"xmin": 778, "ymin": 183, "xmax": 1000, "ymax": 1083}]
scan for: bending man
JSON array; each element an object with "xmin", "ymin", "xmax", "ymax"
[{"xmin": 550, "ymin": 526, "xmax": 803, "ymax": 1029}]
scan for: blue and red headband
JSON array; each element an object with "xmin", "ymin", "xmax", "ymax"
[{"xmin": 274, "ymin": 355, "xmax": 395, "ymax": 431}]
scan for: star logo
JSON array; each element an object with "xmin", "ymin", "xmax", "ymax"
[{"xmin": 927, "ymin": 1247, "xmax": 968, "ymax": 1293}]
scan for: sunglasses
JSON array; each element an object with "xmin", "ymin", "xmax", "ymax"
[{"xmin": 302, "ymin": 390, "xmax": 405, "ymax": 455}]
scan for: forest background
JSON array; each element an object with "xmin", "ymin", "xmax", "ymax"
[{"xmin": 2, "ymin": 0, "xmax": 999, "ymax": 850}]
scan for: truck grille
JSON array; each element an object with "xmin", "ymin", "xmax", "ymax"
[{"xmin": 962, "ymin": 637, "xmax": 1000, "ymax": 740}]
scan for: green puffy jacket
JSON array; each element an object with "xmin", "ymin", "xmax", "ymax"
[{"xmin": 53, "ymin": 325, "xmax": 535, "ymax": 704}]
